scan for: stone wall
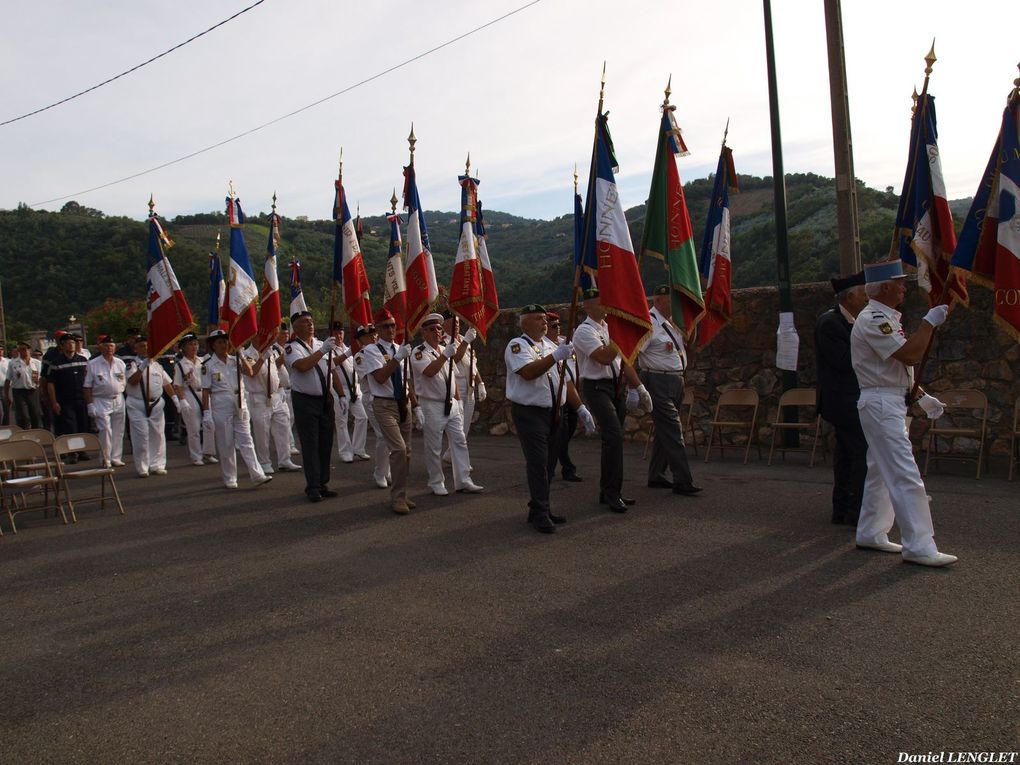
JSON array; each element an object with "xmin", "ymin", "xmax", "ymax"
[{"xmin": 466, "ymin": 283, "xmax": 1020, "ymax": 458}]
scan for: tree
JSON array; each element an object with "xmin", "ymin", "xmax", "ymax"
[
  {"xmin": 84, "ymin": 298, "xmax": 147, "ymax": 342},
  {"xmin": 60, "ymin": 201, "xmax": 104, "ymax": 218}
]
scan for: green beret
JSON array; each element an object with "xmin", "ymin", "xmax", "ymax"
[
  {"xmin": 653, "ymin": 284, "xmax": 670, "ymax": 296},
  {"xmin": 519, "ymin": 304, "xmax": 547, "ymax": 316}
]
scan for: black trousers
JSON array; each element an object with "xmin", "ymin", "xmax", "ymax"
[
  {"xmin": 54, "ymin": 397, "xmax": 88, "ymax": 437},
  {"xmin": 12, "ymin": 389, "xmax": 43, "ymax": 429},
  {"xmin": 641, "ymin": 371, "xmax": 695, "ymax": 487},
  {"xmin": 511, "ymin": 403, "xmax": 561, "ymax": 516},
  {"xmin": 582, "ymin": 378, "xmax": 626, "ymax": 500},
  {"xmin": 292, "ymin": 391, "xmax": 334, "ymax": 493},
  {"xmin": 824, "ymin": 407, "xmax": 868, "ymax": 523},
  {"xmin": 557, "ymin": 403, "xmax": 579, "ymax": 478}
]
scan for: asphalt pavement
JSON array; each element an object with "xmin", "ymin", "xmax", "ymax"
[{"xmin": 1, "ymin": 433, "xmax": 1017, "ymax": 764}]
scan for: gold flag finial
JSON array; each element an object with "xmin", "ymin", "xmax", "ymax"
[
  {"xmin": 598, "ymin": 61, "xmax": 607, "ymax": 111},
  {"xmin": 390, "ymin": 188, "xmax": 398, "ymax": 214},
  {"xmin": 664, "ymin": 74, "xmax": 672, "ymax": 106},
  {"xmin": 215, "ymin": 231, "xmax": 221, "ymax": 251},
  {"xmin": 573, "ymin": 163, "xmax": 578, "ymax": 195},
  {"xmin": 228, "ymin": 180, "xmax": 235, "ymax": 199},
  {"xmin": 338, "ymin": 147, "xmax": 344, "ymax": 180},
  {"xmin": 408, "ymin": 123, "xmax": 417, "ymax": 162},
  {"xmin": 148, "ymin": 194, "xmax": 155, "ymax": 215},
  {"xmin": 1013, "ymin": 61, "xmax": 1020, "ymax": 94},
  {"xmin": 465, "ymin": 152, "xmax": 471, "ymax": 176},
  {"xmin": 924, "ymin": 40, "xmax": 937, "ymax": 75},
  {"xmin": 911, "ymin": 85, "xmax": 919, "ymax": 115},
  {"xmin": 722, "ymin": 117, "xmax": 730, "ymax": 147},
  {"xmin": 271, "ymin": 191, "xmax": 277, "ymax": 213}
]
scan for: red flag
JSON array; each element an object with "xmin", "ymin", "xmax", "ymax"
[
  {"xmin": 334, "ymin": 178, "xmax": 373, "ymax": 330},
  {"xmin": 403, "ymin": 161, "xmax": 439, "ymax": 336},
  {"xmin": 449, "ymin": 172, "xmax": 487, "ymax": 338},
  {"xmin": 583, "ymin": 111, "xmax": 651, "ymax": 364},
  {"xmin": 476, "ymin": 201, "xmax": 500, "ymax": 338},
  {"xmin": 256, "ymin": 204, "xmax": 283, "ymax": 347},
  {"xmin": 698, "ymin": 143, "xmax": 737, "ymax": 349},
  {"xmin": 145, "ymin": 204, "xmax": 194, "ymax": 358},
  {"xmin": 384, "ymin": 210, "xmax": 408, "ymax": 344}
]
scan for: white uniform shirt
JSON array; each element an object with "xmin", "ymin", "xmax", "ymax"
[
  {"xmin": 84, "ymin": 355, "xmax": 127, "ymax": 398},
  {"xmin": 0, "ymin": 357, "xmax": 8, "ymax": 388},
  {"xmin": 174, "ymin": 356, "xmax": 205, "ymax": 404},
  {"xmin": 331, "ymin": 344, "xmax": 360, "ymax": 398},
  {"xmin": 7, "ymin": 357, "xmax": 42, "ymax": 390},
  {"xmin": 242, "ymin": 345, "xmax": 284, "ymax": 398},
  {"xmin": 271, "ymin": 344, "xmax": 292, "ymax": 389},
  {"xmin": 454, "ymin": 345, "xmax": 478, "ymax": 391},
  {"xmin": 202, "ymin": 354, "xmax": 246, "ymax": 397},
  {"xmin": 410, "ymin": 343, "xmax": 458, "ymax": 402},
  {"xmin": 78, "ymin": 348, "xmax": 92, "ymax": 360},
  {"xmin": 505, "ymin": 334, "xmax": 567, "ymax": 407},
  {"xmin": 639, "ymin": 306, "xmax": 686, "ymax": 373},
  {"xmin": 283, "ymin": 337, "xmax": 331, "ymax": 396},
  {"xmin": 850, "ymin": 299, "xmax": 911, "ymax": 390},
  {"xmin": 359, "ymin": 342, "xmax": 407, "ymax": 400},
  {"xmin": 572, "ymin": 316, "xmax": 620, "ymax": 381},
  {"xmin": 125, "ymin": 358, "xmax": 171, "ymax": 403}
]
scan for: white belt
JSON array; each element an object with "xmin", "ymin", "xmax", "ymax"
[{"xmin": 859, "ymin": 386, "xmax": 906, "ymax": 396}]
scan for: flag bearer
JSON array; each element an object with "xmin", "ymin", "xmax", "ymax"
[
  {"xmin": 125, "ymin": 336, "xmax": 179, "ymax": 477},
  {"xmin": 174, "ymin": 333, "xmax": 218, "ymax": 466}
]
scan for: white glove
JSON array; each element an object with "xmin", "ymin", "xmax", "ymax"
[
  {"xmin": 476, "ymin": 381, "xmax": 487, "ymax": 402},
  {"xmin": 442, "ymin": 343, "xmax": 458, "ymax": 358},
  {"xmin": 626, "ymin": 387, "xmax": 640, "ymax": 412},
  {"xmin": 337, "ymin": 396, "xmax": 349, "ymax": 417},
  {"xmin": 637, "ymin": 384, "xmax": 652, "ymax": 413},
  {"xmin": 238, "ymin": 407, "xmax": 250, "ymax": 423},
  {"xmin": 918, "ymin": 393, "xmax": 945, "ymax": 419},
  {"xmin": 414, "ymin": 405, "xmax": 425, "ymax": 430},
  {"xmin": 170, "ymin": 395, "xmax": 182, "ymax": 411},
  {"xmin": 463, "ymin": 327, "xmax": 477, "ymax": 344},
  {"xmin": 923, "ymin": 304, "xmax": 949, "ymax": 327},
  {"xmin": 577, "ymin": 404, "xmax": 596, "ymax": 435},
  {"xmin": 319, "ymin": 337, "xmax": 338, "ymax": 354},
  {"xmin": 178, "ymin": 397, "xmax": 192, "ymax": 414},
  {"xmin": 87, "ymin": 402, "xmax": 98, "ymax": 418},
  {"xmin": 202, "ymin": 409, "xmax": 213, "ymax": 425},
  {"xmin": 394, "ymin": 344, "xmax": 411, "ymax": 361},
  {"xmin": 552, "ymin": 342, "xmax": 573, "ymax": 362}
]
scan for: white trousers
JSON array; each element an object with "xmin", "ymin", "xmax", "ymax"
[
  {"xmin": 180, "ymin": 391, "xmax": 215, "ymax": 462},
  {"xmin": 332, "ymin": 390, "xmax": 368, "ymax": 460},
  {"xmin": 125, "ymin": 396, "xmax": 166, "ymax": 475},
  {"xmin": 92, "ymin": 395, "xmax": 125, "ymax": 464},
  {"xmin": 856, "ymin": 390, "xmax": 938, "ymax": 557},
  {"xmin": 248, "ymin": 391, "xmax": 293, "ymax": 469},
  {"xmin": 444, "ymin": 382, "xmax": 475, "ymax": 470},
  {"xmin": 421, "ymin": 398, "xmax": 470, "ymax": 492},
  {"xmin": 364, "ymin": 394, "xmax": 391, "ymax": 483},
  {"xmin": 211, "ymin": 394, "xmax": 266, "ymax": 485},
  {"xmin": 283, "ymin": 388, "xmax": 298, "ymax": 452}
]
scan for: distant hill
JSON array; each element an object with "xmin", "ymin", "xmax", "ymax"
[{"xmin": 0, "ymin": 175, "xmax": 973, "ymax": 334}]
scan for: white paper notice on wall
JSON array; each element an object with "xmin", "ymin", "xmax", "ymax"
[{"xmin": 776, "ymin": 312, "xmax": 799, "ymax": 372}]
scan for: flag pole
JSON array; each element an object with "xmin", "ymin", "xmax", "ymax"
[
  {"xmin": 556, "ymin": 64, "xmax": 606, "ymax": 422},
  {"xmin": 227, "ymin": 181, "xmax": 244, "ymax": 413},
  {"xmin": 907, "ymin": 42, "xmax": 951, "ymax": 402},
  {"xmin": 328, "ymin": 149, "xmax": 344, "ymax": 381}
]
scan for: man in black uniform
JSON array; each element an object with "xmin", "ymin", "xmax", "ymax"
[
  {"xmin": 116, "ymin": 329, "xmax": 141, "ymax": 360},
  {"xmin": 44, "ymin": 333, "xmax": 89, "ymax": 459},
  {"xmin": 814, "ymin": 271, "xmax": 868, "ymax": 526}
]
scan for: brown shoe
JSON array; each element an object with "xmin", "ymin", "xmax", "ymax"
[
  {"xmin": 405, "ymin": 498, "xmax": 417, "ymax": 509},
  {"xmin": 391, "ymin": 502, "xmax": 410, "ymax": 515}
]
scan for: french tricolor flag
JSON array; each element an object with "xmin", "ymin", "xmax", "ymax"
[
  {"xmin": 402, "ymin": 162, "xmax": 438, "ymax": 336},
  {"xmin": 222, "ymin": 194, "xmax": 260, "ymax": 349},
  {"xmin": 333, "ymin": 178, "xmax": 373, "ymax": 331},
  {"xmin": 257, "ymin": 206, "xmax": 283, "ymax": 346},
  {"xmin": 146, "ymin": 207, "xmax": 194, "ymax": 358}
]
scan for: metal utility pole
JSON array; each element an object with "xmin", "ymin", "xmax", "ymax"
[
  {"xmin": 824, "ymin": 0, "xmax": 862, "ymax": 275},
  {"xmin": 763, "ymin": 0, "xmax": 798, "ymax": 444}
]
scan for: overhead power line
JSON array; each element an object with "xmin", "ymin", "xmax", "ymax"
[
  {"xmin": 1, "ymin": 0, "xmax": 268, "ymax": 127},
  {"xmin": 30, "ymin": 0, "xmax": 543, "ymax": 208}
]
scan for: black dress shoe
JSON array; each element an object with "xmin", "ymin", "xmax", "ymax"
[
  {"xmin": 647, "ymin": 478, "xmax": 673, "ymax": 489},
  {"xmin": 548, "ymin": 511, "xmax": 567, "ymax": 524},
  {"xmin": 319, "ymin": 487, "xmax": 339, "ymax": 498},
  {"xmin": 562, "ymin": 474, "xmax": 583, "ymax": 483},
  {"xmin": 598, "ymin": 492, "xmax": 635, "ymax": 507},
  {"xmin": 529, "ymin": 513, "xmax": 556, "ymax": 533},
  {"xmin": 672, "ymin": 484, "xmax": 703, "ymax": 495},
  {"xmin": 307, "ymin": 490, "xmax": 323, "ymax": 503}
]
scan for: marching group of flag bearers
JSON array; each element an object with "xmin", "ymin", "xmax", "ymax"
[{"xmin": 82, "ymin": 58, "xmax": 1017, "ymax": 545}]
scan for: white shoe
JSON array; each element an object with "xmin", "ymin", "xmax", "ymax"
[
  {"xmin": 261, "ymin": 464, "xmax": 275, "ymax": 475},
  {"xmin": 251, "ymin": 475, "xmax": 273, "ymax": 487},
  {"xmin": 191, "ymin": 460, "xmax": 205, "ymax": 467},
  {"xmin": 856, "ymin": 540, "xmax": 903, "ymax": 553},
  {"xmin": 103, "ymin": 461, "xmax": 112, "ymax": 469},
  {"xmin": 290, "ymin": 446, "xmax": 301, "ymax": 455},
  {"xmin": 431, "ymin": 486, "xmax": 449, "ymax": 496},
  {"xmin": 225, "ymin": 482, "xmax": 238, "ymax": 489},
  {"xmin": 354, "ymin": 453, "xmax": 371, "ymax": 461},
  {"xmin": 903, "ymin": 552, "xmax": 958, "ymax": 567},
  {"xmin": 456, "ymin": 482, "xmax": 484, "ymax": 494},
  {"xmin": 375, "ymin": 477, "xmax": 389, "ymax": 489},
  {"xmin": 205, "ymin": 455, "xmax": 219, "ymax": 464},
  {"xmin": 137, "ymin": 472, "xmax": 149, "ymax": 478},
  {"xmin": 278, "ymin": 461, "xmax": 302, "ymax": 471},
  {"xmin": 341, "ymin": 457, "xmax": 354, "ymax": 464},
  {"xmin": 111, "ymin": 459, "xmax": 126, "ymax": 467},
  {"xmin": 152, "ymin": 468, "xmax": 167, "ymax": 476}
]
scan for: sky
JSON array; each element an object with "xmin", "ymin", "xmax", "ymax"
[{"xmin": 1, "ymin": 0, "xmax": 1017, "ymax": 222}]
